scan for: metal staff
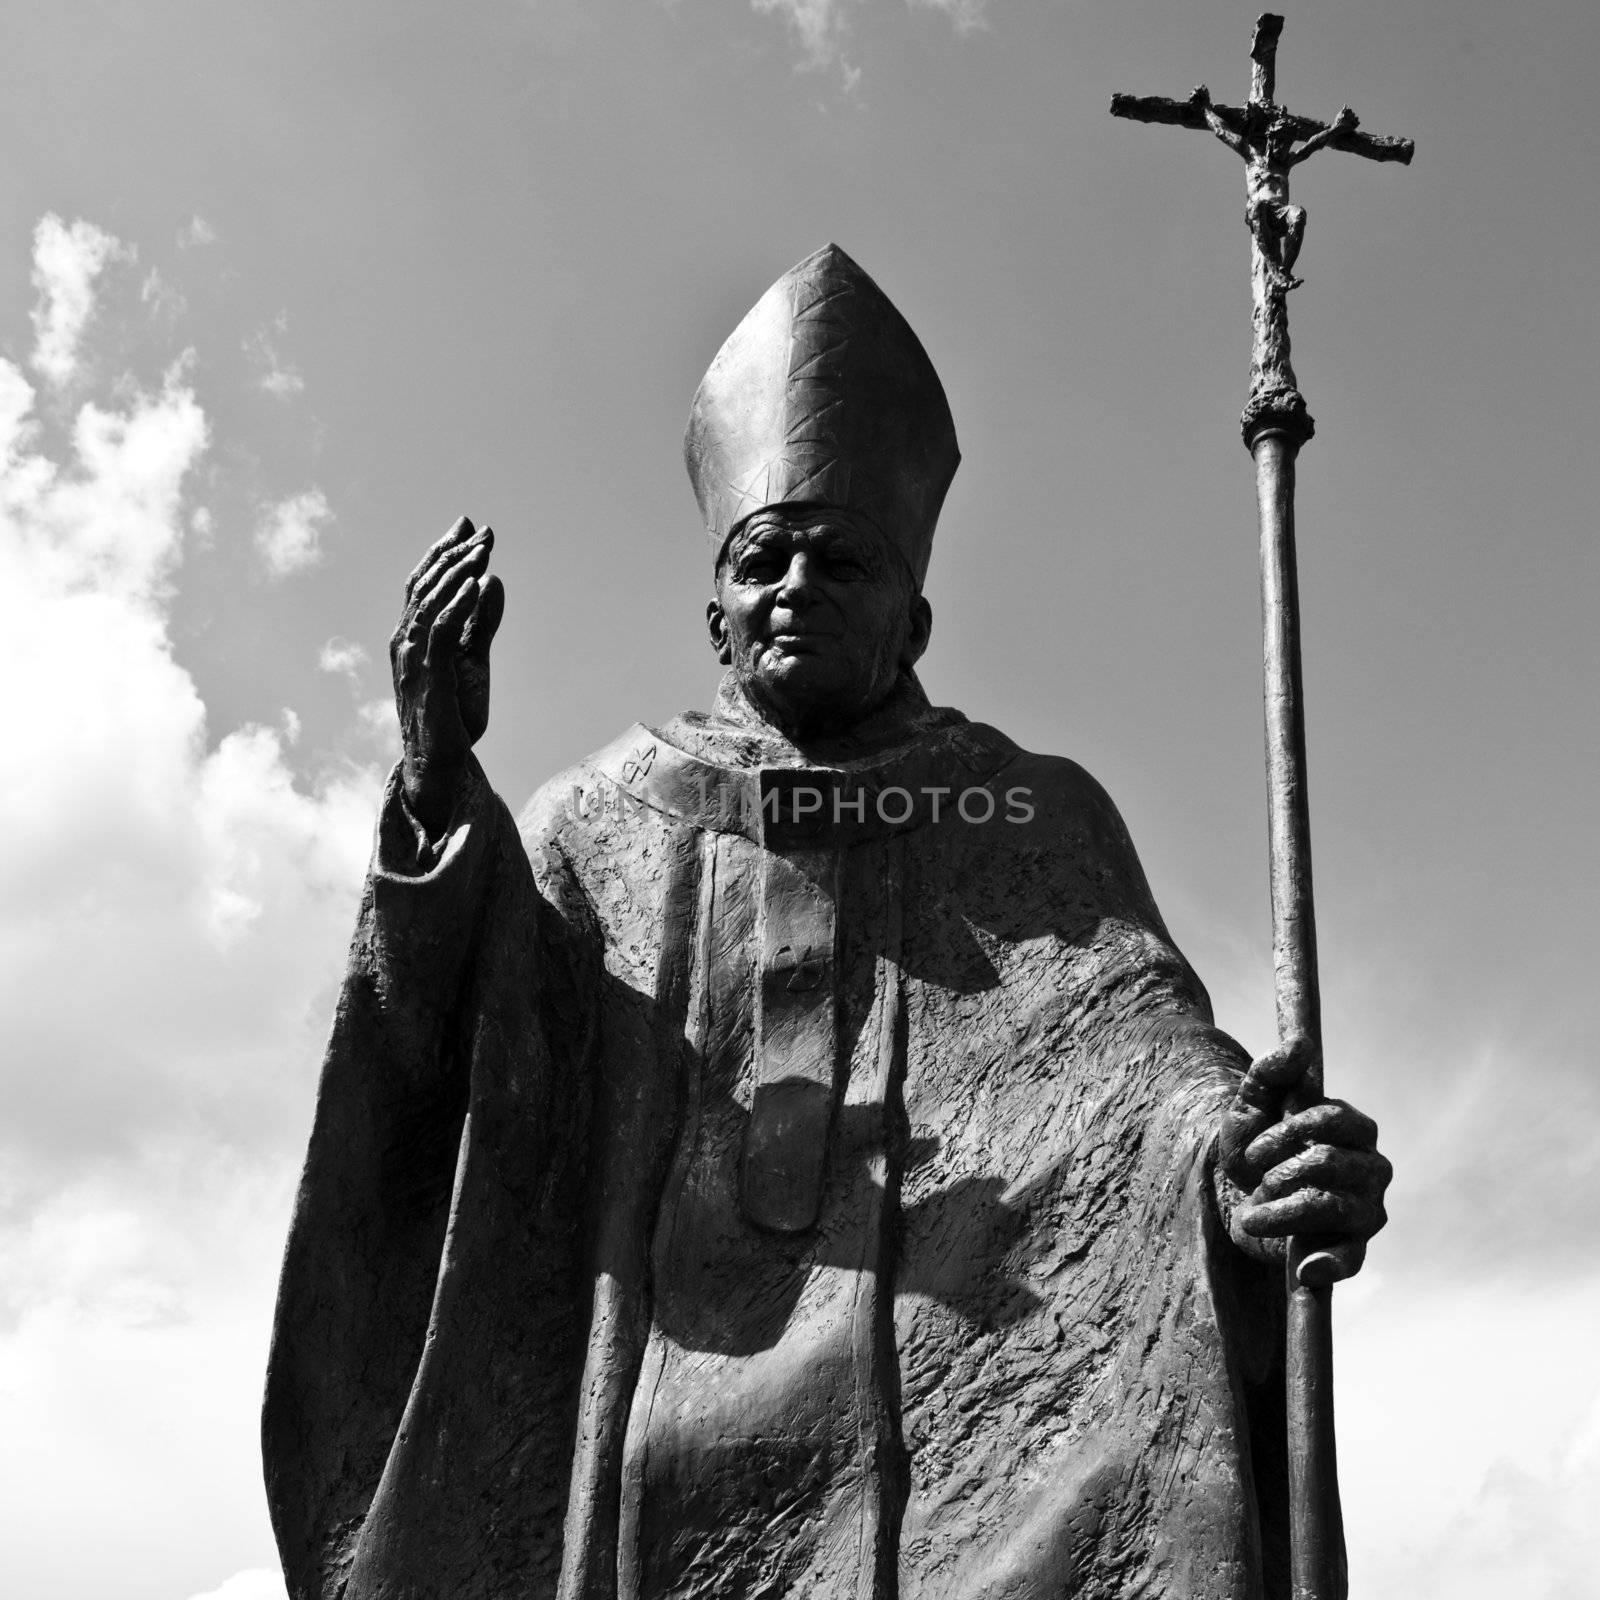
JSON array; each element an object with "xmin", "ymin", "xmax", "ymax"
[{"xmin": 1110, "ymin": 16, "xmax": 1412, "ymax": 1600}]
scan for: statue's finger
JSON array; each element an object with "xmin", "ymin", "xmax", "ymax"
[
  {"xmin": 1240, "ymin": 1187, "xmax": 1381, "ymax": 1240},
  {"xmin": 1296, "ymin": 1237, "xmax": 1366, "ymax": 1287},
  {"xmin": 462, "ymin": 572, "xmax": 505, "ymax": 662},
  {"xmin": 413, "ymin": 542, "xmax": 491, "ymax": 630},
  {"xmin": 1221, "ymin": 1046, "xmax": 1306, "ymax": 1181},
  {"xmin": 1231, "ymin": 1034, "xmax": 1317, "ymax": 1120},
  {"xmin": 391, "ymin": 631, "xmax": 423, "ymax": 689},
  {"xmin": 1294, "ymin": 1097, "xmax": 1378, "ymax": 1150},
  {"xmin": 1242, "ymin": 1099, "xmax": 1377, "ymax": 1172},
  {"xmin": 410, "ymin": 524, "xmax": 491, "ymax": 616},
  {"xmin": 426, "ymin": 576, "xmax": 479, "ymax": 665},
  {"xmin": 1255, "ymin": 1144, "xmax": 1385, "ymax": 1203},
  {"xmin": 412, "ymin": 534, "xmax": 486, "ymax": 608},
  {"xmin": 405, "ymin": 515, "xmax": 476, "ymax": 600}
]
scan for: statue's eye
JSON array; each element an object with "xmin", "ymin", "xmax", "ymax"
[{"xmin": 740, "ymin": 552, "xmax": 786, "ymax": 582}]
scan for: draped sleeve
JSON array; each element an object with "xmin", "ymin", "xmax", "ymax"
[{"xmin": 262, "ymin": 757, "xmax": 597, "ymax": 1600}]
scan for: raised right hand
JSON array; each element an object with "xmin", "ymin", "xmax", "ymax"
[{"xmin": 390, "ymin": 515, "xmax": 505, "ymax": 836}]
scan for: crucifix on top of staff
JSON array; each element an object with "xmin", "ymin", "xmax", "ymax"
[{"xmin": 1112, "ymin": 16, "xmax": 1412, "ymax": 1600}]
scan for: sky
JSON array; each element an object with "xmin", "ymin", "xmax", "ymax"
[{"xmin": 1, "ymin": 1, "xmax": 1596, "ymax": 1596}]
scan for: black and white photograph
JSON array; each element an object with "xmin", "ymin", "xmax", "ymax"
[{"xmin": 2, "ymin": 3, "xmax": 1593, "ymax": 1597}]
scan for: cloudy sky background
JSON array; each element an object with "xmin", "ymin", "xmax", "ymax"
[{"xmin": 2, "ymin": 2, "xmax": 1596, "ymax": 1596}]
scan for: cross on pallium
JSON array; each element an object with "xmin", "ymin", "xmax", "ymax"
[{"xmin": 1112, "ymin": 13, "xmax": 1414, "ymax": 448}]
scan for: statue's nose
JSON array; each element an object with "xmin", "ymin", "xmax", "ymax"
[{"xmin": 776, "ymin": 552, "xmax": 819, "ymax": 601}]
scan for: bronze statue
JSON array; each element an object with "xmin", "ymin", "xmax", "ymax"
[{"xmin": 263, "ymin": 244, "xmax": 1390, "ymax": 1600}]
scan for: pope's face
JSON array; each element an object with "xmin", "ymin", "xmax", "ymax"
[{"xmin": 708, "ymin": 506, "xmax": 931, "ymax": 736}]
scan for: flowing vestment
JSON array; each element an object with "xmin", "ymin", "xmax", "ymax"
[{"xmin": 264, "ymin": 685, "xmax": 1287, "ymax": 1600}]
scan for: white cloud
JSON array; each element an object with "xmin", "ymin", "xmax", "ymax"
[
  {"xmin": 2, "ymin": 368, "xmax": 205, "ymax": 607},
  {"xmin": 261, "ymin": 367, "xmax": 305, "ymax": 399},
  {"xmin": 906, "ymin": 0, "xmax": 989, "ymax": 31},
  {"xmin": 255, "ymin": 486, "xmax": 333, "ymax": 576},
  {"xmin": 0, "ymin": 223, "xmax": 382, "ymax": 1592},
  {"xmin": 28, "ymin": 214, "xmax": 128, "ymax": 387},
  {"xmin": 141, "ymin": 265, "xmax": 188, "ymax": 321},
  {"xmin": 751, "ymin": 0, "xmax": 861, "ymax": 67},
  {"xmin": 358, "ymin": 695, "xmax": 395, "ymax": 733},
  {"xmin": 1339, "ymin": 1277, "xmax": 1600, "ymax": 1599},
  {"xmin": 178, "ymin": 213, "xmax": 219, "ymax": 250},
  {"xmin": 0, "ymin": 351, "xmax": 375, "ymax": 1199},
  {"xmin": 243, "ymin": 320, "xmax": 305, "ymax": 399},
  {"xmin": 318, "ymin": 635, "xmax": 369, "ymax": 680},
  {"xmin": 320, "ymin": 638, "xmax": 400, "ymax": 759},
  {"xmin": 749, "ymin": 0, "xmax": 989, "ymax": 75},
  {"xmin": 186, "ymin": 1573, "xmax": 289, "ymax": 1600},
  {"xmin": 358, "ymin": 696, "xmax": 401, "ymax": 764},
  {"xmin": 2, "ymin": 1275, "xmax": 294, "ymax": 1595}
]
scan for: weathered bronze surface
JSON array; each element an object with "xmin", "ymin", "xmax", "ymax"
[{"xmin": 263, "ymin": 244, "xmax": 1391, "ymax": 1600}]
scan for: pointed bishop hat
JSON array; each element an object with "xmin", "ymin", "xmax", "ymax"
[{"xmin": 685, "ymin": 244, "xmax": 959, "ymax": 588}]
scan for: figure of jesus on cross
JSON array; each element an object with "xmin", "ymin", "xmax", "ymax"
[{"xmin": 1113, "ymin": 13, "xmax": 1413, "ymax": 445}]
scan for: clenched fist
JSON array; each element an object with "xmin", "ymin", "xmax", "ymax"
[{"xmin": 390, "ymin": 515, "xmax": 506, "ymax": 836}]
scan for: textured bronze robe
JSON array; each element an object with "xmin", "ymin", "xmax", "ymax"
[{"xmin": 264, "ymin": 682, "xmax": 1287, "ymax": 1600}]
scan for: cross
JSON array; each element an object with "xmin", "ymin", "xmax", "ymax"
[
  {"xmin": 1111, "ymin": 12, "xmax": 1413, "ymax": 446},
  {"xmin": 1112, "ymin": 19, "xmax": 1411, "ymax": 1600}
]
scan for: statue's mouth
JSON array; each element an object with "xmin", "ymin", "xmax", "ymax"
[{"xmin": 767, "ymin": 631, "xmax": 838, "ymax": 651}]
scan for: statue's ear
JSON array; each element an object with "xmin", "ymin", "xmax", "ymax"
[
  {"xmin": 901, "ymin": 593, "xmax": 933, "ymax": 670},
  {"xmin": 706, "ymin": 598, "xmax": 733, "ymax": 664}
]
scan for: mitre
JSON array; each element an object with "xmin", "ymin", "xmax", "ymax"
[{"xmin": 684, "ymin": 244, "xmax": 959, "ymax": 588}]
